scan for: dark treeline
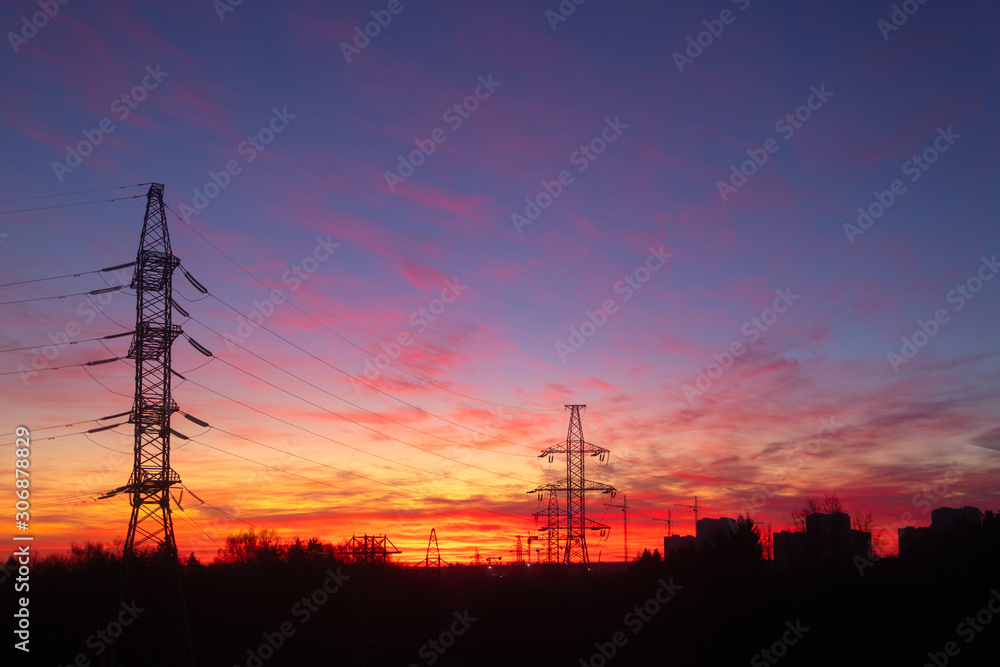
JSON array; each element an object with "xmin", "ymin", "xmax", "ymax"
[{"xmin": 8, "ymin": 513, "xmax": 1000, "ymax": 666}]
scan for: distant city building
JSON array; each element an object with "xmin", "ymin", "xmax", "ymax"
[
  {"xmin": 696, "ymin": 517, "xmax": 737, "ymax": 548},
  {"xmin": 898, "ymin": 526, "xmax": 932, "ymax": 559},
  {"xmin": 773, "ymin": 531, "xmax": 806, "ymax": 569},
  {"xmin": 664, "ymin": 534, "xmax": 696, "ymax": 555},
  {"xmin": 897, "ymin": 506, "xmax": 983, "ymax": 559},
  {"xmin": 773, "ymin": 512, "xmax": 871, "ymax": 569},
  {"xmin": 931, "ymin": 506, "xmax": 982, "ymax": 532}
]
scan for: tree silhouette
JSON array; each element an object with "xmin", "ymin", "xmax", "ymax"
[
  {"xmin": 732, "ymin": 514, "xmax": 764, "ymax": 562},
  {"xmin": 216, "ymin": 528, "xmax": 284, "ymax": 565},
  {"xmin": 791, "ymin": 494, "xmax": 845, "ymax": 531},
  {"xmin": 851, "ymin": 509, "xmax": 882, "ymax": 556}
]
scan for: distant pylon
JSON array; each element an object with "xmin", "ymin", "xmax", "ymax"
[
  {"xmin": 424, "ymin": 528, "xmax": 441, "ymax": 570},
  {"xmin": 528, "ymin": 405, "xmax": 616, "ymax": 565},
  {"xmin": 511, "ymin": 535, "xmax": 523, "ymax": 565},
  {"xmin": 530, "ymin": 482, "xmax": 563, "ymax": 563}
]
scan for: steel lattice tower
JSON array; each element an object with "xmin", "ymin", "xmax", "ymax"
[
  {"xmin": 123, "ymin": 182, "xmax": 183, "ymax": 556},
  {"xmin": 103, "ymin": 183, "xmax": 194, "ymax": 666},
  {"xmin": 529, "ymin": 405, "xmax": 616, "ymax": 565},
  {"xmin": 423, "ymin": 528, "xmax": 441, "ymax": 570},
  {"xmin": 530, "ymin": 482, "xmax": 563, "ymax": 564}
]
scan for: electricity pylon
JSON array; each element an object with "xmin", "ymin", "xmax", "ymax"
[
  {"xmin": 530, "ymin": 482, "xmax": 563, "ymax": 563},
  {"xmin": 100, "ymin": 183, "xmax": 194, "ymax": 666},
  {"xmin": 511, "ymin": 535, "xmax": 524, "ymax": 565},
  {"xmin": 423, "ymin": 528, "xmax": 441, "ymax": 570},
  {"xmin": 528, "ymin": 405, "xmax": 616, "ymax": 565}
]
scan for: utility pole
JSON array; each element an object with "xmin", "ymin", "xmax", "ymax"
[{"xmin": 100, "ymin": 183, "xmax": 195, "ymax": 666}]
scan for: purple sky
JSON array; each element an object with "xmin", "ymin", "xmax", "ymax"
[{"xmin": 1, "ymin": 0, "xmax": 998, "ymax": 561}]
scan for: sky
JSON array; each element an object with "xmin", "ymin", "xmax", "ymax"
[{"xmin": 1, "ymin": 0, "xmax": 998, "ymax": 564}]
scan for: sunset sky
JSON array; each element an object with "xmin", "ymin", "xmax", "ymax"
[{"xmin": 1, "ymin": 0, "xmax": 998, "ymax": 564}]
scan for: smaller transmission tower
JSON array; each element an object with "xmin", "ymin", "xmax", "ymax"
[
  {"xmin": 423, "ymin": 529, "xmax": 441, "ymax": 570},
  {"xmin": 511, "ymin": 535, "xmax": 524, "ymax": 565},
  {"xmin": 529, "ymin": 482, "xmax": 563, "ymax": 564}
]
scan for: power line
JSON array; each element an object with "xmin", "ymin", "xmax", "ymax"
[
  {"xmin": 164, "ymin": 203, "xmax": 555, "ymax": 413},
  {"xmin": 0, "ymin": 333, "xmax": 125, "ymax": 354},
  {"xmin": 0, "ymin": 183, "xmax": 147, "ymax": 205},
  {"xmin": 187, "ymin": 436, "xmax": 529, "ymax": 530},
  {"xmin": 179, "ymin": 374, "xmax": 534, "ymax": 489},
  {"xmin": 0, "ymin": 285, "xmax": 123, "ymax": 307},
  {"xmin": 203, "ymin": 291, "xmax": 540, "ymax": 451},
  {"xmin": 183, "ymin": 313, "xmax": 534, "ymax": 457},
  {"xmin": 0, "ymin": 194, "xmax": 144, "ymax": 215},
  {"xmin": 0, "ymin": 270, "xmax": 100, "ymax": 289},
  {"xmin": 0, "ymin": 360, "xmax": 95, "ymax": 377}
]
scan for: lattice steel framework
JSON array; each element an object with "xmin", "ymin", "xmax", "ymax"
[
  {"xmin": 423, "ymin": 528, "xmax": 441, "ymax": 569},
  {"xmin": 103, "ymin": 183, "xmax": 193, "ymax": 667},
  {"xmin": 530, "ymin": 482, "xmax": 563, "ymax": 564},
  {"xmin": 123, "ymin": 182, "xmax": 183, "ymax": 555},
  {"xmin": 340, "ymin": 534, "xmax": 401, "ymax": 564},
  {"xmin": 529, "ymin": 405, "xmax": 616, "ymax": 565}
]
